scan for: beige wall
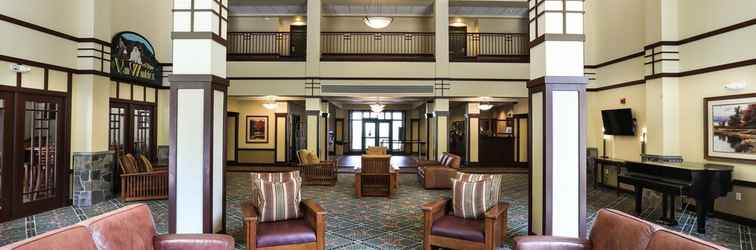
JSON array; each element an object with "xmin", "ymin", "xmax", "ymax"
[
  {"xmin": 322, "ymin": 16, "xmax": 434, "ymax": 32},
  {"xmin": 110, "ymin": 0, "xmax": 173, "ymax": 62},
  {"xmin": 228, "ymin": 16, "xmax": 305, "ymax": 32},
  {"xmin": 227, "ymin": 99, "xmax": 277, "ymax": 150}
]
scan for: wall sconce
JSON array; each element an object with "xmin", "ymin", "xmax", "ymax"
[
  {"xmin": 640, "ymin": 127, "xmax": 647, "ymax": 154},
  {"xmin": 724, "ymin": 81, "xmax": 747, "ymax": 91}
]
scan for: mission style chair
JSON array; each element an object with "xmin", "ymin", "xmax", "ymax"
[
  {"xmin": 117, "ymin": 154, "xmax": 168, "ymax": 201},
  {"xmin": 295, "ymin": 150, "xmax": 338, "ymax": 186},
  {"xmin": 355, "ymin": 154, "xmax": 396, "ymax": 197},
  {"xmin": 421, "ymin": 197, "xmax": 509, "ymax": 250},
  {"xmin": 242, "ymin": 199, "xmax": 326, "ymax": 250}
]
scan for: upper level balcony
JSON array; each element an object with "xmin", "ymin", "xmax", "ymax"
[
  {"xmin": 320, "ymin": 32, "xmax": 435, "ymax": 61},
  {"xmin": 449, "ymin": 32, "xmax": 529, "ymax": 63}
]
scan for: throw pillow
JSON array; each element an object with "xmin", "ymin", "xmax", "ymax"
[
  {"xmin": 250, "ymin": 171, "xmax": 301, "ymax": 207},
  {"xmin": 452, "ymin": 178, "xmax": 494, "ymax": 219},
  {"xmin": 305, "ymin": 151, "xmax": 320, "ymax": 164},
  {"xmin": 254, "ymin": 178, "xmax": 302, "ymax": 222},
  {"xmin": 456, "ymin": 173, "xmax": 503, "ymax": 205}
]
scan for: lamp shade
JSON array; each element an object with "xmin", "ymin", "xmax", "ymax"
[{"xmin": 363, "ymin": 16, "xmax": 393, "ymax": 29}]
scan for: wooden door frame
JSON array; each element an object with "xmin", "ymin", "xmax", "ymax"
[
  {"xmin": 109, "ymin": 98, "xmax": 158, "ymax": 161},
  {"xmin": 227, "ymin": 112, "xmax": 239, "ymax": 164},
  {"xmin": 0, "ymin": 92, "xmax": 13, "ymax": 221},
  {"xmin": 11, "ymin": 92, "xmax": 69, "ymax": 218}
]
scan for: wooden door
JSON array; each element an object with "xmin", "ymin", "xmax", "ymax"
[
  {"xmin": 12, "ymin": 94, "xmax": 67, "ymax": 218},
  {"xmin": 290, "ymin": 25, "xmax": 307, "ymax": 58},
  {"xmin": 0, "ymin": 92, "xmax": 12, "ymax": 221},
  {"xmin": 449, "ymin": 26, "xmax": 467, "ymax": 58}
]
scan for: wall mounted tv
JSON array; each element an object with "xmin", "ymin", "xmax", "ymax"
[{"xmin": 601, "ymin": 108, "xmax": 635, "ymax": 136}]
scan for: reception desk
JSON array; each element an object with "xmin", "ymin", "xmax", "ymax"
[{"xmin": 478, "ymin": 136, "xmax": 515, "ymax": 166}]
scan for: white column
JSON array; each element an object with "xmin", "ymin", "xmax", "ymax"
[
  {"xmin": 306, "ymin": 0, "xmax": 321, "ymax": 77},
  {"xmin": 305, "ymin": 97, "xmax": 321, "ymax": 155},
  {"xmin": 169, "ymin": 0, "xmax": 228, "ymax": 234},
  {"xmin": 434, "ymin": 0, "xmax": 449, "ymax": 77},
  {"xmin": 528, "ymin": 0, "xmax": 587, "ymax": 238},
  {"xmin": 466, "ymin": 103, "xmax": 480, "ymax": 165},
  {"xmin": 434, "ymin": 98, "xmax": 450, "ymax": 159}
]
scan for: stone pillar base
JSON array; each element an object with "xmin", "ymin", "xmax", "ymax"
[{"xmin": 72, "ymin": 151, "xmax": 115, "ymax": 207}]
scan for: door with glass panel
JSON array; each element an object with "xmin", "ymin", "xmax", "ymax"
[
  {"xmin": 109, "ymin": 101, "xmax": 155, "ymax": 160},
  {"xmin": 350, "ymin": 111, "xmax": 405, "ymax": 153},
  {"xmin": 12, "ymin": 94, "xmax": 67, "ymax": 217},
  {"xmin": 0, "ymin": 92, "xmax": 12, "ymax": 221}
]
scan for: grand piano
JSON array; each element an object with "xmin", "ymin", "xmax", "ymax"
[{"xmin": 617, "ymin": 160, "xmax": 733, "ymax": 234}]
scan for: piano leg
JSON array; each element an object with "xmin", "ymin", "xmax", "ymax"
[
  {"xmin": 659, "ymin": 194, "xmax": 678, "ymax": 226},
  {"xmin": 634, "ymin": 185, "xmax": 643, "ymax": 215},
  {"xmin": 695, "ymin": 198, "xmax": 707, "ymax": 234},
  {"xmin": 669, "ymin": 195, "xmax": 677, "ymax": 225}
]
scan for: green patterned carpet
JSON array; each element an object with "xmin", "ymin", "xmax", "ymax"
[{"xmin": 0, "ymin": 172, "xmax": 752, "ymax": 249}]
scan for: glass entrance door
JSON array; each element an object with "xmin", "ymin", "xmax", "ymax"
[
  {"xmin": 363, "ymin": 119, "xmax": 392, "ymax": 151},
  {"xmin": 350, "ymin": 111, "xmax": 405, "ymax": 153},
  {"xmin": 12, "ymin": 94, "xmax": 67, "ymax": 217}
]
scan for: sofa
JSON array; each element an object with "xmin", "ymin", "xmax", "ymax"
[
  {"xmin": 0, "ymin": 204, "xmax": 234, "ymax": 250},
  {"xmin": 514, "ymin": 208, "xmax": 726, "ymax": 250},
  {"xmin": 417, "ymin": 152, "xmax": 461, "ymax": 189}
]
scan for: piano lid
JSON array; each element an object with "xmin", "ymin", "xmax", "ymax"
[{"xmin": 625, "ymin": 160, "xmax": 734, "ymax": 172}]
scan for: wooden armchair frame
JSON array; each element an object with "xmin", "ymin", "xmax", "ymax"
[
  {"xmin": 242, "ymin": 199, "xmax": 326, "ymax": 250},
  {"xmin": 118, "ymin": 155, "xmax": 168, "ymax": 202},
  {"xmin": 421, "ymin": 198, "xmax": 509, "ymax": 250},
  {"xmin": 295, "ymin": 160, "xmax": 338, "ymax": 186},
  {"xmin": 355, "ymin": 155, "xmax": 396, "ymax": 197}
]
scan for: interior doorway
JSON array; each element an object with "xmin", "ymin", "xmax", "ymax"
[{"xmin": 0, "ymin": 91, "xmax": 69, "ymax": 221}]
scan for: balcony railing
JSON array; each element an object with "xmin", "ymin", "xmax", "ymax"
[
  {"xmin": 321, "ymin": 32, "xmax": 435, "ymax": 61},
  {"xmin": 449, "ymin": 33, "xmax": 529, "ymax": 63},
  {"xmin": 227, "ymin": 32, "xmax": 306, "ymax": 61}
]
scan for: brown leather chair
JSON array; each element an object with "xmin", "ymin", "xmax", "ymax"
[
  {"xmin": 513, "ymin": 208, "xmax": 727, "ymax": 250},
  {"xmin": 417, "ymin": 153, "xmax": 461, "ymax": 189},
  {"xmin": 422, "ymin": 198, "xmax": 509, "ymax": 250},
  {"xmin": 0, "ymin": 204, "xmax": 234, "ymax": 250},
  {"xmin": 242, "ymin": 199, "xmax": 326, "ymax": 250},
  {"xmin": 355, "ymin": 155, "xmax": 396, "ymax": 197}
]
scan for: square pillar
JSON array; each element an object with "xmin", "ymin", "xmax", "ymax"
[
  {"xmin": 434, "ymin": 98, "xmax": 450, "ymax": 159},
  {"xmin": 306, "ymin": 0, "xmax": 321, "ymax": 77},
  {"xmin": 528, "ymin": 0, "xmax": 587, "ymax": 238},
  {"xmin": 305, "ymin": 97, "xmax": 321, "ymax": 154},
  {"xmin": 170, "ymin": 0, "xmax": 228, "ymax": 234},
  {"xmin": 466, "ymin": 103, "xmax": 480, "ymax": 165},
  {"xmin": 275, "ymin": 102, "xmax": 289, "ymax": 164},
  {"xmin": 434, "ymin": 0, "xmax": 449, "ymax": 77}
]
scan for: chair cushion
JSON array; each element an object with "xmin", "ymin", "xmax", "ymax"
[
  {"xmin": 139, "ymin": 155, "xmax": 154, "ymax": 172},
  {"xmin": 254, "ymin": 179, "xmax": 302, "ymax": 222},
  {"xmin": 431, "ymin": 215, "xmax": 485, "ymax": 242},
  {"xmin": 125, "ymin": 154, "xmax": 143, "ymax": 172},
  {"xmin": 451, "ymin": 178, "xmax": 493, "ymax": 219},
  {"xmin": 590, "ymin": 209, "xmax": 656, "ymax": 250},
  {"xmin": 645, "ymin": 229, "xmax": 727, "ymax": 250},
  {"xmin": 305, "ymin": 151, "xmax": 320, "ymax": 164},
  {"xmin": 79, "ymin": 204, "xmax": 157, "ymax": 250},
  {"xmin": 0, "ymin": 225, "xmax": 97, "ymax": 250},
  {"xmin": 119, "ymin": 154, "xmax": 139, "ymax": 174},
  {"xmin": 439, "ymin": 154, "xmax": 450, "ymax": 166},
  {"xmin": 256, "ymin": 219, "xmax": 316, "ymax": 247},
  {"xmin": 456, "ymin": 173, "xmax": 504, "ymax": 204},
  {"xmin": 250, "ymin": 171, "xmax": 301, "ymax": 208}
]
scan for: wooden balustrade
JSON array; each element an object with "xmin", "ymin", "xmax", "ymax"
[
  {"xmin": 227, "ymin": 32, "xmax": 306, "ymax": 61},
  {"xmin": 449, "ymin": 33, "xmax": 529, "ymax": 62},
  {"xmin": 120, "ymin": 170, "xmax": 168, "ymax": 202},
  {"xmin": 321, "ymin": 32, "xmax": 435, "ymax": 61}
]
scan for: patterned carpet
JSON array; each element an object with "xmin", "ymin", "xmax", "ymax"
[{"xmin": 0, "ymin": 172, "xmax": 753, "ymax": 249}]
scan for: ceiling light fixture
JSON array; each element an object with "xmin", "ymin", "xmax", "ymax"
[
  {"xmin": 291, "ymin": 16, "xmax": 306, "ymax": 26},
  {"xmin": 479, "ymin": 96, "xmax": 493, "ymax": 111},
  {"xmin": 450, "ymin": 18, "xmax": 466, "ymax": 27},
  {"xmin": 364, "ymin": 0, "xmax": 392, "ymax": 29},
  {"xmin": 370, "ymin": 97, "xmax": 385, "ymax": 113},
  {"xmin": 262, "ymin": 96, "xmax": 278, "ymax": 110}
]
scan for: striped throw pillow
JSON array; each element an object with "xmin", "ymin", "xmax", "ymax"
[
  {"xmin": 456, "ymin": 173, "xmax": 503, "ymax": 204},
  {"xmin": 250, "ymin": 171, "xmax": 301, "ymax": 208},
  {"xmin": 452, "ymin": 178, "xmax": 494, "ymax": 219},
  {"xmin": 254, "ymin": 178, "xmax": 302, "ymax": 222}
]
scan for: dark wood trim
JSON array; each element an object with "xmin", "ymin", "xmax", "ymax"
[
  {"xmin": 646, "ymin": 58, "xmax": 756, "ymax": 80},
  {"xmin": 171, "ymin": 32, "xmax": 227, "ymax": 47},
  {"xmin": 703, "ymin": 93, "xmax": 756, "ymax": 165},
  {"xmin": 16, "ymin": 72, "xmax": 21, "ymax": 87},
  {"xmin": 584, "ymin": 51, "xmax": 644, "ymax": 69},
  {"xmin": 645, "ymin": 18, "xmax": 756, "ymax": 50},
  {"xmin": 227, "ymin": 112, "xmax": 240, "ymax": 164},
  {"xmin": 43, "ymin": 69, "xmax": 49, "ymax": 90},
  {"xmin": 733, "ymin": 180, "xmax": 756, "ymax": 188},
  {"xmin": 586, "ymin": 79, "xmax": 646, "ymax": 92},
  {"xmin": 237, "ymin": 148, "xmax": 275, "ymax": 152},
  {"xmin": 227, "ymin": 76, "xmax": 529, "ymax": 82},
  {"xmin": 0, "ymin": 14, "xmax": 110, "ymax": 46}
]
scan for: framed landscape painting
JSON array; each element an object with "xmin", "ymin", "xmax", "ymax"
[
  {"xmin": 246, "ymin": 116, "xmax": 268, "ymax": 143},
  {"xmin": 704, "ymin": 93, "xmax": 756, "ymax": 163}
]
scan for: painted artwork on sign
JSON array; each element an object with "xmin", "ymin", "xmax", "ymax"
[
  {"xmin": 111, "ymin": 32, "xmax": 162, "ymax": 86},
  {"xmin": 246, "ymin": 116, "xmax": 269, "ymax": 143},
  {"xmin": 705, "ymin": 94, "xmax": 756, "ymax": 163}
]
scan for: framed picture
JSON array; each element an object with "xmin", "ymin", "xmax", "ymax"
[
  {"xmin": 246, "ymin": 116, "xmax": 268, "ymax": 143},
  {"xmin": 704, "ymin": 93, "xmax": 756, "ymax": 164}
]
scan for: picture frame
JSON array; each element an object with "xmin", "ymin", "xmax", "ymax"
[
  {"xmin": 246, "ymin": 116, "xmax": 268, "ymax": 143},
  {"xmin": 704, "ymin": 93, "xmax": 756, "ymax": 164}
]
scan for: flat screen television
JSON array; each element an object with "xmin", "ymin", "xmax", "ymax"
[{"xmin": 601, "ymin": 108, "xmax": 635, "ymax": 135}]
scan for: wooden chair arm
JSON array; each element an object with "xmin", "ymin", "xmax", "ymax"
[
  {"xmin": 421, "ymin": 198, "xmax": 450, "ymax": 213},
  {"xmin": 485, "ymin": 202, "xmax": 509, "ymax": 220},
  {"xmin": 241, "ymin": 201, "xmax": 259, "ymax": 223},
  {"xmin": 301, "ymin": 199, "xmax": 326, "ymax": 250}
]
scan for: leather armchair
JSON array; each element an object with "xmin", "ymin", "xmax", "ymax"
[
  {"xmin": 0, "ymin": 204, "xmax": 234, "ymax": 250},
  {"xmin": 242, "ymin": 199, "xmax": 326, "ymax": 250},
  {"xmin": 417, "ymin": 153, "xmax": 461, "ymax": 189},
  {"xmin": 422, "ymin": 198, "xmax": 509, "ymax": 250},
  {"xmin": 513, "ymin": 208, "xmax": 727, "ymax": 250}
]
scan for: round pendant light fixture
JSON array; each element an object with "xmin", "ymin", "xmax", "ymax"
[
  {"xmin": 370, "ymin": 97, "xmax": 385, "ymax": 113},
  {"xmin": 364, "ymin": 0, "xmax": 392, "ymax": 29}
]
